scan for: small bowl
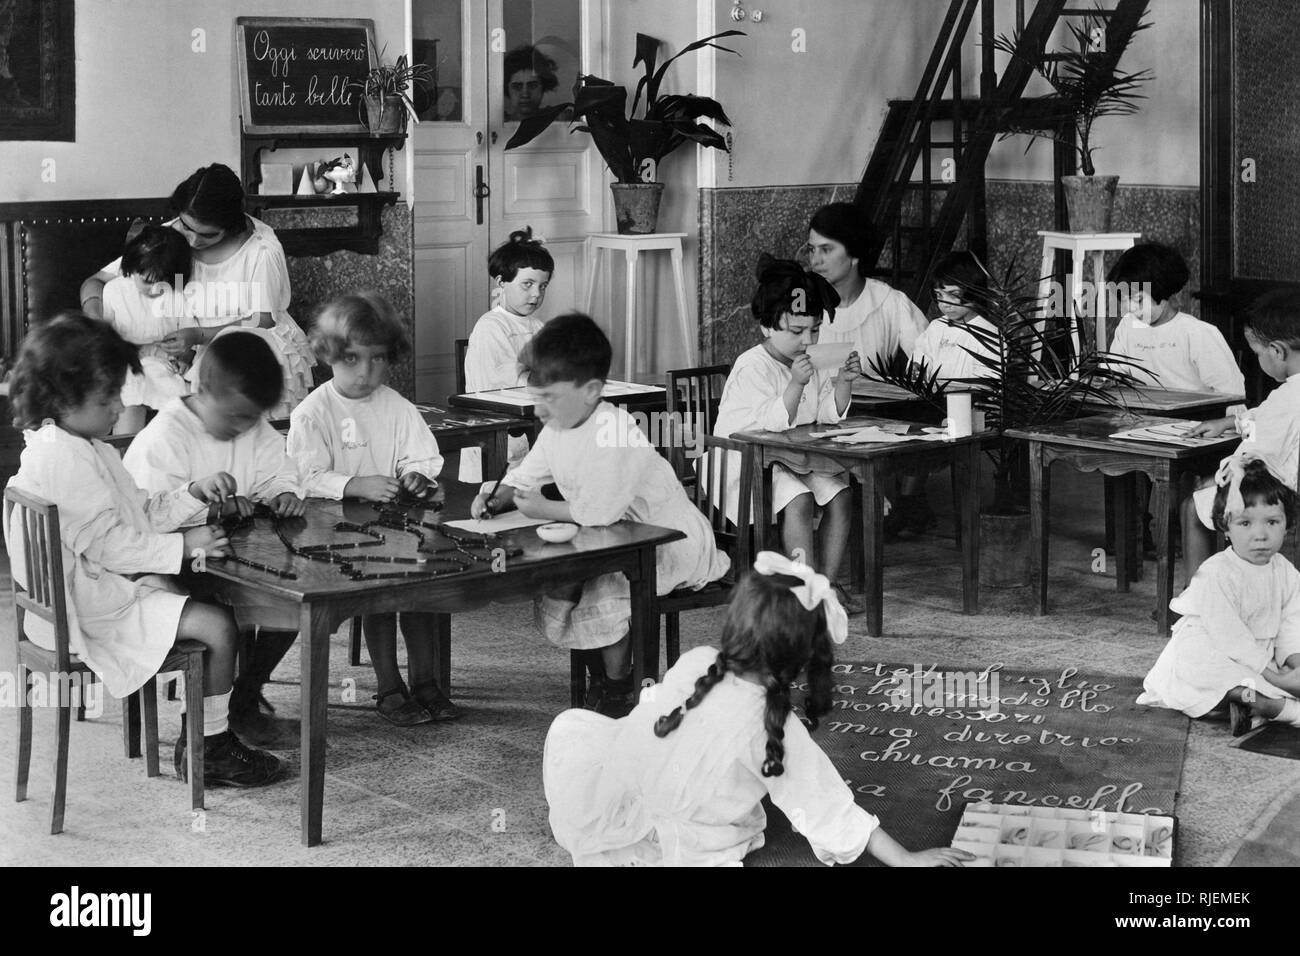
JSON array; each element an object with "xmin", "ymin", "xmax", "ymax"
[{"xmin": 537, "ymin": 522, "xmax": 579, "ymax": 543}]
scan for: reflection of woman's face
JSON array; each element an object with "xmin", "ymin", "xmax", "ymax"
[{"xmin": 506, "ymin": 69, "xmax": 545, "ymax": 118}]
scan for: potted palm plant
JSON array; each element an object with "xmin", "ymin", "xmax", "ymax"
[
  {"xmin": 991, "ymin": 2, "xmax": 1152, "ymax": 231},
  {"xmin": 352, "ymin": 52, "xmax": 435, "ymax": 136},
  {"xmin": 505, "ymin": 31, "xmax": 743, "ymax": 234},
  {"xmin": 868, "ymin": 259, "xmax": 1144, "ymax": 585}
]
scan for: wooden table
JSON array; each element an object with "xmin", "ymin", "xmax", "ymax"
[
  {"xmin": 733, "ymin": 417, "xmax": 988, "ymax": 636},
  {"xmin": 200, "ymin": 498, "xmax": 683, "ymax": 846},
  {"xmin": 449, "ymin": 381, "xmax": 668, "ymax": 421},
  {"xmin": 1005, "ymin": 414, "xmax": 1240, "ymax": 635},
  {"xmin": 1085, "ymin": 386, "xmax": 1245, "ymax": 421},
  {"xmin": 414, "ymin": 404, "xmax": 514, "ymax": 479}
]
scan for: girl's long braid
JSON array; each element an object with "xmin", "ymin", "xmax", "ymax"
[
  {"xmin": 760, "ymin": 666, "xmax": 796, "ymax": 777},
  {"xmin": 654, "ymin": 652, "xmax": 728, "ymax": 738}
]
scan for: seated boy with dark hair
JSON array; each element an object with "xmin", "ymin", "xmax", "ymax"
[
  {"xmin": 471, "ymin": 313, "xmax": 730, "ymax": 717},
  {"xmin": 124, "ymin": 330, "xmax": 305, "ymax": 748}
]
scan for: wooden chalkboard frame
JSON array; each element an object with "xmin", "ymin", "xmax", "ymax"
[{"xmin": 235, "ymin": 17, "xmax": 377, "ymax": 135}]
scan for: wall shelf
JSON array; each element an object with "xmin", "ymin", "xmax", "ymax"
[{"xmin": 239, "ymin": 130, "xmax": 407, "ymax": 257}]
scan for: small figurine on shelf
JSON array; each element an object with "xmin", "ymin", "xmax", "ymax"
[{"xmin": 316, "ymin": 154, "xmax": 356, "ymax": 195}]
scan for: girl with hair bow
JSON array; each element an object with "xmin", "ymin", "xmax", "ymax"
[{"xmin": 542, "ymin": 552, "xmax": 974, "ymax": 867}]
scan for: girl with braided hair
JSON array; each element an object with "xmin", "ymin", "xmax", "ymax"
[
  {"xmin": 542, "ymin": 552, "xmax": 974, "ymax": 867},
  {"xmin": 712, "ymin": 254, "xmax": 865, "ymax": 615}
]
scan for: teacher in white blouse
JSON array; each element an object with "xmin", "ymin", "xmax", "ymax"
[{"xmin": 806, "ymin": 202, "xmax": 929, "ymax": 370}]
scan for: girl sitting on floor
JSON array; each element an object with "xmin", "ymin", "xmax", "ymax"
[
  {"xmin": 543, "ymin": 552, "xmax": 975, "ymax": 866},
  {"xmin": 1138, "ymin": 459, "xmax": 1300, "ymax": 735}
]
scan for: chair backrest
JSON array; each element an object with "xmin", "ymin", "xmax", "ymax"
[
  {"xmin": 4, "ymin": 486, "xmax": 73, "ymax": 671},
  {"xmin": 455, "ymin": 338, "xmax": 469, "ymax": 394},
  {"xmin": 665, "ymin": 363, "xmax": 730, "ymax": 476},
  {"xmin": 688, "ymin": 433, "xmax": 754, "ymax": 570}
]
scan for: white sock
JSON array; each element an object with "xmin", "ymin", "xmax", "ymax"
[
  {"xmin": 203, "ymin": 691, "xmax": 231, "ymax": 738},
  {"xmin": 1276, "ymin": 698, "xmax": 1300, "ymax": 727}
]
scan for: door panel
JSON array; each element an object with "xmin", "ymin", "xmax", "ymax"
[{"xmin": 412, "ymin": 0, "xmax": 488, "ymax": 403}]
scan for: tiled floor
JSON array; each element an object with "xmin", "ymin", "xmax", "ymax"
[{"xmin": 3, "ymin": 464, "xmax": 1299, "ymax": 867}]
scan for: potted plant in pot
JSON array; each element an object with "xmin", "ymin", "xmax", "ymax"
[
  {"xmin": 867, "ymin": 260, "xmax": 1144, "ymax": 586},
  {"xmin": 990, "ymin": 1, "xmax": 1152, "ymax": 232},
  {"xmin": 351, "ymin": 52, "xmax": 435, "ymax": 136},
  {"xmin": 505, "ymin": 31, "xmax": 744, "ymax": 234}
]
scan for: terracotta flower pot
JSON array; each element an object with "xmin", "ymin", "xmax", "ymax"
[
  {"xmin": 364, "ymin": 94, "xmax": 407, "ymax": 135},
  {"xmin": 1061, "ymin": 175, "xmax": 1119, "ymax": 232},
  {"xmin": 610, "ymin": 182, "xmax": 665, "ymax": 235},
  {"xmin": 979, "ymin": 511, "xmax": 1031, "ymax": 588}
]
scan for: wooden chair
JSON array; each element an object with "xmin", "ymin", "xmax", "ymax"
[
  {"xmin": 6, "ymin": 487, "xmax": 207, "ymax": 832},
  {"xmin": 664, "ymin": 364, "xmax": 730, "ymax": 482},
  {"xmin": 567, "ymin": 433, "xmax": 756, "ymax": 706},
  {"xmin": 455, "ymin": 338, "xmax": 470, "ymax": 395}
]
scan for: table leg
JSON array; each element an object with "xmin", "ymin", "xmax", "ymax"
[
  {"xmin": 859, "ymin": 464, "xmax": 884, "ymax": 636},
  {"xmin": 1152, "ymin": 468, "xmax": 1173, "ymax": 636},
  {"xmin": 300, "ymin": 602, "xmax": 331, "ymax": 847},
  {"xmin": 754, "ymin": 456, "xmax": 773, "ymax": 553},
  {"xmin": 1029, "ymin": 442, "xmax": 1050, "ymax": 615},
  {"xmin": 1112, "ymin": 474, "xmax": 1130, "ymax": 593},
  {"xmin": 669, "ymin": 242, "xmax": 695, "ymax": 365},
  {"xmin": 483, "ymin": 430, "xmax": 508, "ymax": 480},
  {"xmin": 583, "ymin": 240, "xmax": 599, "ymax": 314},
  {"xmin": 960, "ymin": 443, "xmax": 980, "ymax": 615},
  {"xmin": 624, "ymin": 248, "xmax": 638, "ymax": 381},
  {"xmin": 629, "ymin": 545, "xmax": 658, "ymax": 690},
  {"xmin": 430, "ymin": 613, "xmax": 452, "ymax": 693}
]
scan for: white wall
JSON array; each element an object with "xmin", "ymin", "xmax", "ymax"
[
  {"xmin": 709, "ymin": 0, "xmax": 1199, "ymax": 189},
  {"xmin": 0, "ymin": 0, "xmax": 409, "ymax": 202}
]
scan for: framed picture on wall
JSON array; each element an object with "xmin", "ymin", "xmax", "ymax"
[{"xmin": 0, "ymin": 0, "xmax": 75, "ymax": 142}]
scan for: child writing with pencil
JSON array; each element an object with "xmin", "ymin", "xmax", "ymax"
[
  {"xmin": 470, "ymin": 313, "xmax": 730, "ymax": 718},
  {"xmin": 123, "ymin": 331, "xmax": 306, "ymax": 747},
  {"xmin": 287, "ymin": 292, "xmax": 458, "ymax": 726}
]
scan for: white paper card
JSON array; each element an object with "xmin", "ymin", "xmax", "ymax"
[
  {"xmin": 458, "ymin": 445, "xmax": 483, "ymax": 484},
  {"xmin": 443, "ymin": 513, "xmax": 550, "ymax": 533},
  {"xmin": 805, "ymin": 342, "xmax": 854, "ymax": 371}
]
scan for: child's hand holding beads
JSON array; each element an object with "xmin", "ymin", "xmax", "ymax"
[
  {"xmin": 345, "ymin": 475, "xmax": 401, "ymax": 502},
  {"xmin": 183, "ymin": 525, "xmax": 230, "ymax": 559},
  {"xmin": 269, "ymin": 493, "xmax": 305, "ymax": 518},
  {"xmin": 160, "ymin": 327, "xmax": 207, "ymax": 355},
  {"xmin": 190, "ymin": 471, "xmax": 238, "ymax": 504},
  {"xmin": 400, "ymin": 472, "xmax": 435, "ymax": 497}
]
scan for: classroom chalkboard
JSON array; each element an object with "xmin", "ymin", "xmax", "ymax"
[{"xmin": 235, "ymin": 17, "xmax": 376, "ymax": 134}]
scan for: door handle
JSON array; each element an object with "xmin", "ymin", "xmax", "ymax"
[
  {"xmin": 474, "ymin": 165, "xmax": 490, "ymax": 225},
  {"xmin": 476, "ymin": 130, "xmax": 484, "ymax": 146},
  {"xmin": 491, "ymin": 131, "xmax": 499, "ymax": 145}
]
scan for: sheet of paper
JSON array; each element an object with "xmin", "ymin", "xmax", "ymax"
[
  {"xmin": 601, "ymin": 380, "xmax": 666, "ymax": 397},
  {"xmin": 805, "ymin": 342, "xmax": 853, "ymax": 371},
  {"xmin": 831, "ymin": 428, "xmax": 918, "ymax": 445},
  {"xmin": 442, "ymin": 512, "xmax": 551, "ymax": 533},
  {"xmin": 1109, "ymin": 421, "xmax": 1230, "ymax": 447}
]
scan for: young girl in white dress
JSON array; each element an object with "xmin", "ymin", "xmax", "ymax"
[
  {"xmin": 713, "ymin": 255, "xmax": 863, "ymax": 613},
  {"xmin": 465, "ymin": 227, "xmax": 554, "ymax": 468},
  {"xmin": 101, "ymin": 224, "xmax": 195, "ymax": 434},
  {"xmin": 469, "ymin": 313, "xmax": 730, "ymax": 718},
  {"xmin": 1138, "ymin": 459, "xmax": 1300, "ymax": 735},
  {"xmin": 544, "ymin": 552, "xmax": 975, "ymax": 867},
  {"xmin": 80, "ymin": 164, "xmax": 316, "ymax": 419},
  {"xmin": 4, "ymin": 313, "xmax": 281, "ymax": 786},
  {"xmin": 287, "ymin": 293, "xmax": 459, "ymax": 727}
]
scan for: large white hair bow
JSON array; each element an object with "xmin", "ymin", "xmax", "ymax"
[
  {"xmin": 752, "ymin": 551, "xmax": 848, "ymax": 644},
  {"xmin": 1215, "ymin": 456, "xmax": 1249, "ymax": 521}
]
